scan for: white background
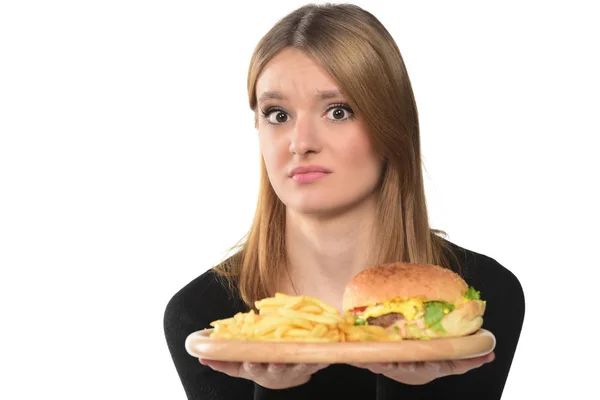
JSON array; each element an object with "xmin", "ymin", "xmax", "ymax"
[{"xmin": 1, "ymin": 1, "xmax": 598, "ymax": 399}]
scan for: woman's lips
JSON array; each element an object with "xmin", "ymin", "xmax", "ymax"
[
  {"xmin": 289, "ymin": 165, "xmax": 332, "ymax": 183},
  {"xmin": 291, "ymin": 171, "xmax": 330, "ymax": 183}
]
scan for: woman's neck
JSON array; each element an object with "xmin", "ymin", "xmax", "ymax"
[{"xmin": 282, "ymin": 196, "xmax": 378, "ymax": 308}]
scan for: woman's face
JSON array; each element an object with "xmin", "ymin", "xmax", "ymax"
[{"xmin": 255, "ymin": 48, "xmax": 383, "ymax": 217}]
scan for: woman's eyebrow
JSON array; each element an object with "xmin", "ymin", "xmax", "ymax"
[
  {"xmin": 257, "ymin": 89, "xmax": 343, "ymax": 104},
  {"xmin": 258, "ymin": 91, "xmax": 286, "ymax": 103},
  {"xmin": 316, "ymin": 89, "xmax": 343, "ymax": 100}
]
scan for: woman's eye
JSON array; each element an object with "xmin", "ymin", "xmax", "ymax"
[
  {"xmin": 325, "ymin": 107, "xmax": 353, "ymax": 121},
  {"xmin": 266, "ymin": 110, "xmax": 289, "ymax": 125}
]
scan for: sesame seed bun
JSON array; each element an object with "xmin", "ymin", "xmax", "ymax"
[{"xmin": 343, "ymin": 262, "xmax": 468, "ymax": 311}]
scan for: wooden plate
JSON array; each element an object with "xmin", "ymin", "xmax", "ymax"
[{"xmin": 185, "ymin": 329, "xmax": 496, "ymax": 364}]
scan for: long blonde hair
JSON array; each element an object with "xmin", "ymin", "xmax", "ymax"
[{"xmin": 214, "ymin": 3, "xmax": 459, "ymax": 310}]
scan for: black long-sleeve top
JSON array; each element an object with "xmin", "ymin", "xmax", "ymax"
[{"xmin": 164, "ymin": 240, "xmax": 525, "ymax": 399}]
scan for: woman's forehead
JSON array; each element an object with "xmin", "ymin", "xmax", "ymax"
[{"xmin": 256, "ymin": 50, "xmax": 343, "ymax": 104}]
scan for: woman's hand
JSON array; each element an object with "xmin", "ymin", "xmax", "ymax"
[
  {"xmin": 349, "ymin": 352, "xmax": 494, "ymax": 385},
  {"xmin": 200, "ymin": 359, "xmax": 329, "ymax": 390}
]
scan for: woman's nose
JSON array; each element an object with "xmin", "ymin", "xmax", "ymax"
[{"xmin": 289, "ymin": 116, "xmax": 321, "ymax": 155}]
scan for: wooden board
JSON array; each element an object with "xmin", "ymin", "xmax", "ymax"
[{"xmin": 185, "ymin": 328, "xmax": 496, "ymax": 364}]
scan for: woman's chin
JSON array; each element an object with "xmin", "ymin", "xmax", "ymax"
[
  {"xmin": 287, "ymin": 204, "xmax": 336, "ymax": 217},
  {"xmin": 286, "ymin": 200, "xmax": 356, "ymax": 219}
]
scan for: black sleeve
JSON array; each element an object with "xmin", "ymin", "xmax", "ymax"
[
  {"xmin": 164, "ymin": 270, "xmax": 321, "ymax": 400},
  {"xmin": 432, "ymin": 257, "xmax": 525, "ymax": 399},
  {"xmin": 376, "ymin": 256, "xmax": 526, "ymax": 400},
  {"xmin": 164, "ymin": 288, "xmax": 254, "ymax": 399}
]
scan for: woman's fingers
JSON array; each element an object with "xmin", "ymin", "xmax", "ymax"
[
  {"xmin": 243, "ymin": 362, "xmax": 273, "ymax": 378},
  {"xmin": 398, "ymin": 362, "xmax": 417, "ymax": 372},
  {"xmin": 404, "ymin": 352, "xmax": 495, "ymax": 377},
  {"xmin": 287, "ymin": 363, "xmax": 324, "ymax": 375},
  {"xmin": 201, "ymin": 355, "xmax": 494, "ymax": 389},
  {"xmin": 266, "ymin": 362, "xmax": 287, "ymax": 376},
  {"xmin": 351, "ymin": 362, "xmax": 408, "ymax": 374},
  {"xmin": 363, "ymin": 363, "xmax": 393, "ymax": 374},
  {"xmin": 440, "ymin": 352, "xmax": 495, "ymax": 375},
  {"xmin": 200, "ymin": 359, "xmax": 330, "ymax": 385},
  {"xmin": 199, "ymin": 359, "xmax": 243, "ymax": 377},
  {"xmin": 350, "ymin": 351, "xmax": 495, "ymax": 382}
]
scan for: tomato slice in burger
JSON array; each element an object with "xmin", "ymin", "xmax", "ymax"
[{"xmin": 349, "ymin": 306, "xmax": 367, "ymax": 315}]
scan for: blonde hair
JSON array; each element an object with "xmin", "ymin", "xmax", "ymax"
[{"xmin": 214, "ymin": 3, "xmax": 459, "ymax": 310}]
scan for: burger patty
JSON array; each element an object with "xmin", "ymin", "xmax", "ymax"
[{"xmin": 367, "ymin": 313, "xmax": 405, "ymax": 327}]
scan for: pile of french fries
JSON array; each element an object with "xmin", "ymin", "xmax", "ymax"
[{"xmin": 209, "ymin": 293, "xmax": 402, "ymax": 342}]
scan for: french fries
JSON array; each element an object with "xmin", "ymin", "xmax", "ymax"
[{"xmin": 209, "ymin": 293, "xmax": 402, "ymax": 342}]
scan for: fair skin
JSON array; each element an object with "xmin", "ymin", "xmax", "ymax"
[{"xmin": 201, "ymin": 48, "xmax": 494, "ymax": 389}]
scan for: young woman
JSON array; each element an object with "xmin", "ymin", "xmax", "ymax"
[{"xmin": 164, "ymin": 4, "xmax": 525, "ymax": 399}]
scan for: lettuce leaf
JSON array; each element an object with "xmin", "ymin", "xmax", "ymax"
[
  {"xmin": 424, "ymin": 302, "xmax": 444, "ymax": 326},
  {"xmin": 424, "ymin": 301, "xmax": 454, "ymax": 331},
  {"xmin": 354, "ymin": 316, "xmax": 367, "ymax": 326},
  {"xmin": 430, "ymin": 321, "xmax": 446, "ymax": 333},
  {"xmin": 464, "ymin": 286, "xmax": 481, "ymax": 300}
]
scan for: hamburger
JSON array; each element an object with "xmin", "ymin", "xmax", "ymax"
[{"xmin": 342, "ymin": 262, "xmax": 486, "ymax": 339}]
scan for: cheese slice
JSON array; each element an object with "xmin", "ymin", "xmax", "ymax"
[{"xmin": 360, "ymin": 298, "xmax": 426, "ymax": 321}]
